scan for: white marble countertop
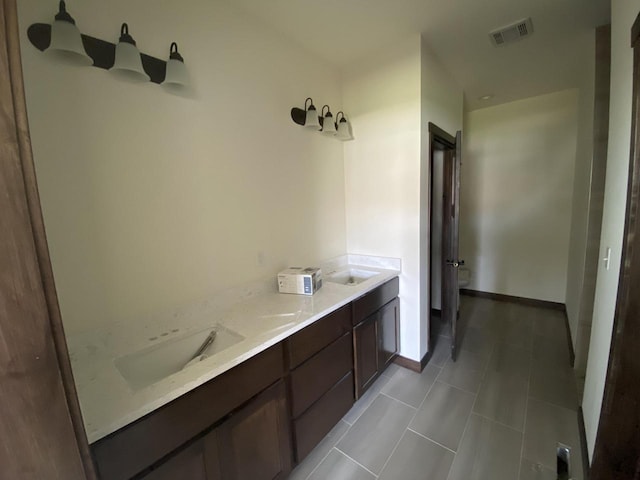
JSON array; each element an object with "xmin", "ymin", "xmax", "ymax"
[{"xmin": 68, "ymin": 255, "xmax": 400, "ymax": 443}]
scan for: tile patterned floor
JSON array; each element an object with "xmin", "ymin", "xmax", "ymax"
[{"xmin": 287, "ymin": 295, "xmax": 584, "ymax": 480}]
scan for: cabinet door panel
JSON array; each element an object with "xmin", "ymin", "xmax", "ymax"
[
  {"xmin": 217, "ymin": 381, "xmax": 292, "ymax": 480},
  {"xmin": 293, "ymin": 372, "xmax": 354, "ymax": 462},
  {"xmin": 354, "ymin": 315, "xmax": 378, "ymax": 398},
  {"xmin": 290, "ymin": 332, "xmax": 353, "ymax": 417},
  {"xmin": 287, "ymin": 304, "xmax": 352, "ymax": 369},
  {"xmin": 378, "ymin": 298, "xmax": 400, "ymax": 370},
  {"xmin": 141, "ymin": 441, "xmax": 208, "ymax": 480},
  {"xmin": 92, "ymin": 343, "xmax": 284, "ymax": 480},
  {"xmin": 352, "ymin": 277, "xmax": 399, "ymax": 325}
]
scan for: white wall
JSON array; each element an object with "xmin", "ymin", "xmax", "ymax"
[
  {"xmin": 565, "ymin": 32, "xmax": 596, "ymax": 351},
  {"xmin": 343, "ymin": 36, "xmax": 423, "ymax": 361},
  {"xmin": 583, "ymin": 0, "xmax": 637, "ymax": 460},
  {"xmin": 419, "ymin": 39, "xmax": 464, "ymax": 355},
  {"xmin": 17, "ymin": 0, "xmax": 346, "ymax": 334},
  {"xmin": 343, "ymin": 35, "xmax": 462, "ymax": 362},
  {"xmin": 459, "ymin": 90, "xmax": 579, "ymax": 303}
]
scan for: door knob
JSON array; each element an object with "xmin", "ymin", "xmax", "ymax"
[{"xmin": 446, "ymin": 260, "xmax": 465, "ymax": 268}]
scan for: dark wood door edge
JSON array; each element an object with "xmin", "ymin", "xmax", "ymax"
[
  {"xmin": 460, "ymin": 288, "xmax": 565, "ymax": 311},
  {"xmin": 562, "ymin": 307, "xmax": 576, "ymax": 368},
  {"xmin": 2, "ymin": 2, "xmax": 96, "ymax": 478},
  {"xmin": 590, "ymin": 13, "xmax": 640, "ymax": 478},
  {"xmin": 578, "ymin": 407, "xmax": 591, "ymax": 480},
  {"xmin": 428, "ymin": 122, "xmax": 456, "ymax": 147},
  {"xmin": 394, "ymin": 351, "xmax": 431, "ymax": 373},
  {"xmin": 632, "ymin": 11, "xmax": 640, "ymax": 46}
]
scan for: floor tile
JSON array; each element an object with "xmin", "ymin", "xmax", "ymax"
[
  {"xmin": 447, "ymin": 414, "xmax": 523, "ymax": 480},
  {"xmin": 429, "ymin": 335, "xmax": 452, "ymax": 367},
  {"xmin": 294, "ymin": 296, "xmax": 585, "ymax": 480},
  {"xmin": 378, "ymin": 430, "xmax": 454, "ymax": 480},
  {"xmin": 381, "ymin": 364, "xmax": 440, "ymax": 407},
  {"xmin": 457, "ymin": 325, "xmax": 495, "ymax": 358},
  {"xmin": 473, "ymin": 369, "xmax": 528, "ymax": 431},
  {"xmin": 382, "ymin": 362, "xmax": 401, "ymax": 378},
  {"xmin": 522, "ymin": 398, "xmax": 582, "ymax": 474},
  {"xmin": 307, "ymin": 449, "xmax": 375, "ymax": 480},
  {"xmin": 437, "ymin": 348, "xmax": 486, "ymax": 393},
  {"xmin": 532, "ymin": 334, "xmax": 571, "ymax": 366},
  {"xmin": 337, "ymin": 394, "xmax": 416, "ymax": 474},
  {"xmin": 288, "ymin": 420, "xmax": 350, "ymax": 480},
  {"xmin": 529, "ymin": 360, "xmax": 579, "ymax": 411},
  {"xmin": 343, "ymin": 373, "xmax": 391, "ymax": 425},
  {"xmin": 495, "ymin": 315, "xmax": 534, "ymax": 350},
  {"xmin": 487, "ymin": 342, "xmax": 531, "ymax": 379},
  {"xmin": 519, "ymin": 458, "xmax": 556, "ymax": 480},
  {"xmin": 532, "ymin": 311, "xmax": 567, "ymax": 339},
  {"xmin": 409, "ymin": 381, "xmax": 475, "ymax": 451}
]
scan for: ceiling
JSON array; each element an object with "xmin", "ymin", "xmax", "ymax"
[{"xmin": 228, "ymin": 0, "xmax": 610, "ymax": 110}]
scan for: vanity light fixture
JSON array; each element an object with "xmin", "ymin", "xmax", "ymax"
[
  {"xmin": 304, "ymin": 98, "xmax": 321, "ymax": 129},
  {"xmin": 28, "ymin": 12, "xmax": 185, "ymax": 87},
  {"xmin": 46, "ymin": 1, "xmax": 92, "ymax": 65},
  {"xmin": 335, "ymin": 112, "xmax": 353, "ymax": 141},
  {"xmin": 110, "ymin": 23, "xmax": 150, "ymax": 82},
  {"xmin": 290, "ymin": 98, "xmax": 353, "ymax": 140},
  {"xmin": 163, "ymin": 42, "xmax": 189, "ymax": 87},
  {"xmin": 290, "ymin": 97, "xmax": 320, "ymax": 129},
  {"xmin": 320, "ymin": 105, "xmax": 337, "ymax": 135}
]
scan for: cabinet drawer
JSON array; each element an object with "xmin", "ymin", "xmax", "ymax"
[
  {"xmin": 287, "ymin": 304, "xmax": 352, "ymax": 369},
  {"xmin": 293, "ymin": 372, "xmax": 354, "ymax": 462},
  {"xmin": 352, "ymin": 277, "xmax": 399, "ymax": 325},
  {"xmin": 92, "ymin": 343, "xmax": 284, "ymax": 480},
  {"xmin": 290, "ymin": 332, "xmax": 353, "ymax": 417}
]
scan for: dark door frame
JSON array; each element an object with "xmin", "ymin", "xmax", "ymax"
[
  {"xmin": 0, "ymin": 1, "xmax": 95, "ymax": 478},
  {"xmin": 427, "ymin": 122, "xmax": 458, "ymax": 362},
  {"xmin": 590, "ymin": 10, "xmax": 640, "ymax": 480}
]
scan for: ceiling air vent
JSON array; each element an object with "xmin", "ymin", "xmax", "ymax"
[{"xmin": 489, "ymin": 18, "xmax": 533, "ymax": 47}]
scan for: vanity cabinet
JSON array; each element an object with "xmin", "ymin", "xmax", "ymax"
[
  {"xmin": 92, "ymin": 344, "xmax": 287, "ymax": 480},
  {"xmin": 353, "ymin": 278, "xmax": 400, "ymax": 398},
  {"xmin": 91, "ymin": 277, "xmax": 400, "ymax": 479},
  {"xmin": 141, "ymin": 433, "xmax": 220, "ymax": 480},
  {"xmin": 216, "ymin": 381, "xmax": 292, "ymax": 480},
  {"xmin": 286, "ymin": 304, "xmax": 355, "ymax": 462},
  {"xmin": 378, "ymin": 297, "xmax": 400, "ymax": 370},
  {"xmin": 142, "ymin": 381, "xmax": 290, "ymax": 480}
]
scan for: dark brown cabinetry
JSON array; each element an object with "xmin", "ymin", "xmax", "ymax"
[
  {"xmin": 378, "ymin": 298, "xmax": 400, "ymax": 370},
  {"xmin": 141, "ymin": 434, "xmax": 220, "ymax": 480},
  {"xmin": 92, "ymin": 344, "xmax": 286, "ymax": 480},
  {"xmin": 91, "ymin": 278, "xmax": 399, "ymax": 479},
  {"xmin": 354, "ymin": 314, "xmax": 379, "ymax": 397},
  {"xmin": 217, "ymin": 381, "xmax": 292, "ymax": 480},
  {"xmin": 142, "ymin": 381, "xmax": 290, "ymax": 480},
  {"xmin": 353, "ymin": 278, "xmax": 400, "ymax": 398},
  {"xmin": 286, "ymin": 304, "xmax": 355, "ymax": 463}
]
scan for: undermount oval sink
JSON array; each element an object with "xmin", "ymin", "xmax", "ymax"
[
  {"xmin": 115, "ymin": 324, "xmax": 244, "ymax": 390},
  {"xmin": 324, "ymin": 268, "xmax": 379, "ymax": 286}
]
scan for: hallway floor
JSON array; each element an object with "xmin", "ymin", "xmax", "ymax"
[{"xmin": 287, "ymin": 295, "xmax": 584, "ymax": 480}]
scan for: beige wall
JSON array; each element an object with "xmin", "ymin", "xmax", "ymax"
[
  {"xmin": 343, "ymin": 35, "xmax": 462, "ymax": 361},
  {"xmin": 583, "ymin": 0, "xmax": 637, "ymax": 460},
  {"xmin": 17, "ymin": 0, "xmax": 347, "ymax": 334},
  {"xmin": 460, "ymin": 90, "xmax": 579, "ymax": 303},
  {"xmin": 565, "ymin": 32, "xmax": 596, "ymax": 352},
  {"xmin": 419, "ymin": 38, "xmax": 464, "ymax": 357}
]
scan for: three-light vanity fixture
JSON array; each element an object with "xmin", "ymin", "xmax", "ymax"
[
  {"xmin": 27, "ymin": 1, "xmax": 189, "ymax": 88},
  {"xmin": 291, "ymin": 98, "xmax": 354, "ymax": 141}
]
